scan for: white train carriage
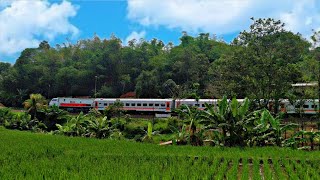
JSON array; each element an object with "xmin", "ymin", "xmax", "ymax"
[
  {"xmin": 94, "ymin": 98, "xmax": 173, "ymax": 113},
  {"xmin": 175, "ymin": 99, "xmax": 245, "ymax": 110},
  {"xmin": 281, "ymin": 99, "xmax": 319, "ymax": 115},
  {"xmin": 175, "ymin": 99, "xmax": 217, "ymax": 110}
]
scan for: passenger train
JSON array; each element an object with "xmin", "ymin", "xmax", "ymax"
[{"xmin": 49, "ymin": 97, "xmax": 320, "ymax": 115}]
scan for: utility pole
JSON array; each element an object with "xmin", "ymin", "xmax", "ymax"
[{"xmin": 95, "ymin": 76, "xmax": 97, "ymax": 98}]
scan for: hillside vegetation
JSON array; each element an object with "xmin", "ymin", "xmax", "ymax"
[{"xmin": 0, "ymin": 18, "xmax": 319, "ymax": 108}]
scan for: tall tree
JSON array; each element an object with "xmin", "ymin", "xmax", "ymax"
[
  {"xmin": 213, "ymin": 18, "xmax": 310, "ymax": 112},
  {"xmin": 310, "ymin": 31, "xmax": 320, "ymax": 118}
]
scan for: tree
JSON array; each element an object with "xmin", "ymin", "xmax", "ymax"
[
  {"xmin": 0, "ymin": 62, "xmax": 11, "ymax": 74},
  {"xmin": 214, "ymin": 18, "xmax": 310, "ymax": 112},
  {"xmin": 135, "ymin": 70, "xmax": 159, "ymax": 98},
  {"xmin": 23, "ymin": 94, "xmax": 47, "ymax": 120},
  {"xmin": 310, "ymin": 31, "xmax": 320, "ymax": 119}
]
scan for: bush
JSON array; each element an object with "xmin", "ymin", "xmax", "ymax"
[
  {"xmin": 123, "ymin": 120, "xmax": 148, "ymax": 139},
  {"xmin": 153, "ymin": 120, "xmax": 172, "ymax": 134},
  {"xmin": 0, "ymin": 108, "xmax": 13, "ymax": 125}
]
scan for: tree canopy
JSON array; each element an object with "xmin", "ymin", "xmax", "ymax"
[{"xmin": 0, "ymin": 18, "xmax": 318, "ymax": 108}]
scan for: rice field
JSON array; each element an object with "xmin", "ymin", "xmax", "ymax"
[{"xmin": 0, "ymin": 127, "xmax": 319, "ymax": 179}]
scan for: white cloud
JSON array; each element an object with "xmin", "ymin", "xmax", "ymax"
[
  {"xmin": 0, "ymin": 0, "xmax": 79, "ymax": 55},
  {"xmin": 127, "ymin": 0, "xmax": 320, "ymax": 38},
  {"xmin": 279, "ymin": 0, "xmax": 320, "ymax": 37},
  {"xmin": 125, "ymin": 31, "xmax": 146, "ymax": 44}
]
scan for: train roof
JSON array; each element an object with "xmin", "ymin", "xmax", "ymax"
[{"xmin": 94, "ymin": 98, "xmax": 173, "ymax": 102}]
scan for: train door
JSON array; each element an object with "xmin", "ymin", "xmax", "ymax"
[{"xmin": 166, "ymin": 102, "xmax": 170, "ymax": 112}]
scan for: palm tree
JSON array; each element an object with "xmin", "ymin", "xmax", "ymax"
[{"xmin": 23, "ymin": 94, "xmax": 47, "ymax": 120}]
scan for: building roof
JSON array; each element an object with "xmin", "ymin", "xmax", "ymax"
[{"xmin": 291, "ymin": 82, "xmax": 318, "ymax": 87}]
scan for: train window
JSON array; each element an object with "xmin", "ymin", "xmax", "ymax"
[
  {"xmin": 149, "ymin": 103, "xmax": 154, "ymax": 106},
  {"xmin": 104, "ymin": 103, "xmax": 108, "ymax": 106},
  {"xmin": 295, "ymin": 105, "xmax": 300, "ymax": 108},
  {"xmin": 311, "ymin": 105, "xmax": 318, "ymax": 108},
  {"xmin": 195, "ymin": 104, "xmax": 200, "ymax": 107},
  {"xmin": 126, "ymin": 103, "xmax": 130, "ymax": 106},
  {"xmin": 131, "ymin": 103, "xmax": 135, "ymax": 106},
  {"xmin": 155, "ymin": 104, "xmax": 159, "ymax": 107},
  {"xmin": 161, "ymin": 104, "xmax": 165, "ymax": 107},
  {"xmin": 303, "ymin": 105, "xmax": 309, "ymax": 108},
  {"xmin": 201, "ymin": 104, "xmax": 205, "ymax": 107},
  {"xmin": 143, "ymin": 103, "xmax": 147, "ymax": 106},
  {"xmin": 137, "ymin": 103, "xmax": 141, "ymax": 106}
]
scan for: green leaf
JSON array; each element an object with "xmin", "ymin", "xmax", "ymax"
[
  {"xmin": 239, "ymin": 98, "xmax": 249, "ymax": 117},
  {"xmin": 230, "ymin": 97, "xmax": 238, "ymax": 118}
]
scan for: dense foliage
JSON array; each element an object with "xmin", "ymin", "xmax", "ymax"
[
  {"xmin": 0, "ymin": 127, "xmax": 319, "ymax": 179},
  {"xmin": 1, "ymin": 95, "xmax": 319, "ymax": 150},
  {"xmin": 0, "ymin": 18, "xmax": 318, "ymax": 107}
]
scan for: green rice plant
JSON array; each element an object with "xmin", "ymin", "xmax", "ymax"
[
  {"xmin": 301, "ymin": 160, "xmax": 320, "ymax": 179},
  {"xmin": 292, "ymin": 160, "xmax": 310, "ymax": 179},
  {"xmin": 225, "ymin": 158, "xmax": 239, "ymax": 180},
  {"xmin": 262, "ymin": 158, "xmax": 274, "ymax": 180},
  {"xmin": 252, "ymin": 158, "xmax": 262, "ymax": 180},
  {"xmin": 273, "ymin": 159, "xmax": 286, "ymax": 180},
  {"xmin": 241, "ymin": 158, "xmax": 249, "ymax": 180},
  {"xmin": 284, "ymin": 159, "xmax": 299, "ymax": 180},
  {"xmin": 214, "ymin": 158, "xmax": 230, "ymax": 179},
  {"xmin": 0, "ymin": 127, "xmax": 319, "ymax": 179},
  {"xmin": 207, "ymin": 158, "xmax": 221, "ymax": 178}
]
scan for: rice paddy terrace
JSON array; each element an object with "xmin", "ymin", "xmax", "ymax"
[{"xmin": 0, "ymin": 127, "xmax": 319, "ymax": 179}]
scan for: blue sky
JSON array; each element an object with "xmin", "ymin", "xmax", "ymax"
[{"xmin": 1, "ymin": 0, "xmax": 320, "ymax": 63}]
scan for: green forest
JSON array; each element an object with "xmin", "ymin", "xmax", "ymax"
[{"xmin": 0, "ymin": 18, "xmax": 319, "ymax": 107}]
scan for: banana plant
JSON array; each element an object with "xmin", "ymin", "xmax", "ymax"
[
  {"xmin": 86, "ymin": 116, "xmax": 111, "ymax": 139},
  {"xmin": 56, "ymin": 123, "xmax": 74, "ymax": 136},
  {"xmin": 261, "ymin": 109, "xmax": 298, "ymax": 146},
  {"xmin": 286, "ymin": 130, "xmax": 320, "ymax": 150},
  {"xmin": 56, "ymin": 112, "xmax": 88, "ymax": 136},
  {"xmin": 38, "ymin": 105, "xmax": 68, "ymax": 131},
  {"xmin": 142, "ymin": 122, "xmax": 159, "ymax": 143},
  {"xmin": 171, "ymin": 124, "xmax": 189, "ymax": 145},
  {"xmin": 201, "ymin": 96, "xmax": 253, "ymax": 147},
  {"xmin": 175, "ymin": 104, "xmax": 202, "ymax": 145}
]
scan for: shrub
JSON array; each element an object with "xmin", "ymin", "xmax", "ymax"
[
  {"xmin": 153, "ymin": 121, "xmax": 172, "ymax": 134},
  {"xmin": 0, "ymin": 108, "xmax": 13, "ymax": 125},
  {"xmin": 123, "ymin": 120, "xmax": 148, "ymax": 139}
]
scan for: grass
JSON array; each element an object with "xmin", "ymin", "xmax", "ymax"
[{"xmin": 0, "ymin": 127, "xmax": 320, "ymax": 179}]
